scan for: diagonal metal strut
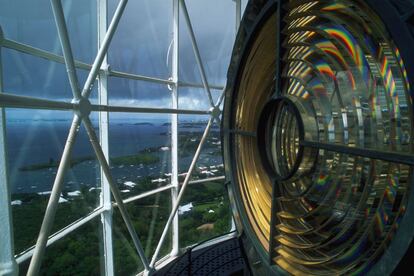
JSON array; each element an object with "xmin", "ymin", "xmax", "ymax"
[
  {"xmin": 83, "ymin": 117, "xmax": 150, "ymax": 270},
  {"xmin": 50, "ymin": 0, "xmax": 82, "ymax": 100},
  {"xmin": 149, "ymin": 117, "xmax": 214, "ymax": 268},
  {"xmin": 27, "ymin": 115, "xmax": 82, "ymax": 276},
  {"xmin": 180, "ymin": 0, "xmax": 215, "ymax": 108},
  {"xmin": 26, "ymin": 0, "xmax": 154, "ymax": 274}
]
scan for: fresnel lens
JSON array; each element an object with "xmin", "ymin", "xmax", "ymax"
[{"xmin": 224, "ymin": 0, "xmax": 414, "ymax": 274}]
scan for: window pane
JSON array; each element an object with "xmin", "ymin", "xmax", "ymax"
[
  {"xmin": 108, "ymin": 77, "xmax": 172, "ymax": 108},
  {"xmin": 179, "ymin": 180, "xmax": 231, "ymax": 248},
  {"xmin": 0, "ymin": 0, "xmax": 97, "ymax": 63},
  {"xmin": 2, "ymin": 48, "xmax": 98, "ymax": 102},
  {"xmin": 178, "ymin": 115, "xmax": 222, "ymax": 176},
  {"xmin": 178, "ymin": 87, "xmax": 222, "ymax": 110},
  {"xmin": 108, "ymin": 0, "xmax": 172, "ymax": 79},
  {"xmin": 109, "ymin": 113, "xmax": 171, "ymax": 199},
  {"xmin": 177, "ymin": 113, "xmax": 229, "ymax": 248},
  {"xmin": 179, "ymin": 0, "xmax": 236, "ymax": 85},
  {"xmin": 113, "ymin": 191, "xmax": 172, "ymax": 275},
  {"xmin": 8, "ymin": 109, "xmax": 100, "ymax": 254},
  {"xmin": 18, "ymin": 218, "xmax": 102, "ymax": 275},
  {"xmin": 241, "ymin": 0, "xmax": 248, "ymax": 14}
]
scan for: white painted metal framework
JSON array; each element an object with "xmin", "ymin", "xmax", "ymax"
[{"xmin": 0, "ymin": 0, "xmax": 242, "ymax": 275}]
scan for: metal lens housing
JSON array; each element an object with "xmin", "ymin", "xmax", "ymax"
[{"xmin": 223, "ymin": 0, "xmax": 414, "ymax": 275}]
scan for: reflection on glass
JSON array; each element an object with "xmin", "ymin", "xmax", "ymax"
[
  {"xmin": 273, "ymin": 1, "xmax": 413, "ymax": 273},
  {"xmin": 108, "ymin": 77, "xmax": 172, "ymax": 108},
  {"xmin": 233, "ymin": 13, "xmax": 276, "ymax": 249},
  {"xmin": 0, "ymin": 0, "xmax": 97, "ymax": 63},
  {"xmin": 241, "ymin": 0, "xmax": 248, "ymax": 13},
  {"xmin": 108, "ymin": 0, "xmax": 172, "ymax": 79},
  {"xmin": 108, "ymin": 113, "xmax": 171, "ymax": 199},
  {"xmin": 179, "ymin": 0, "xmax": 235, "ymax": 85},
  {"xmin": 2, "ymin": 49, "xmax": 98, "ymax": 102},
  {"xmin": 18, "ymin": 218, "xmax": 102, "ymax": 275},
  {"xmin": 8, "ymin": 110, "xmax": 100, "ymax": 254}
]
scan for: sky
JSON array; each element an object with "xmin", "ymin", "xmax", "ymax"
[{"xmin": 0, "ymin": 0, "xmax": 245, "ymax": 119}]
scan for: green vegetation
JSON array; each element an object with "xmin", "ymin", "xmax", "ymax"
[
  {"xmin": 18, "ymin": 152, "xmax": 160, "ymax": 172},
  {"xmin": 13, "ymin": 179, "xmax": 231, "ymax": 276},
  {"xmin": 178, "ymin": 130, "xmax": 221, "ymax": 157},
  {"xmin": 110, "ymin": 153, "xmax": 159, "ymax": 166},
  {"xmin": 179, "ymin": 182, "xmax": 231, "ymax": 248},
  {"xmin": 12, "ymin": 186, "xmax": 100, "ymax": 254},
  {"xmin": 19, "ymin": 221, "xmax": 101, "ymax": 276},
  {"xmin": 12, "ymin": 132, "xmax": 228, "ymax": 275},
  {"xmin": 112, "ymin": 190, "xmax": 172, "ymax": 275},
  {"xmin": 19, "ymin": 156, "xmax": 95, "ymax": 171}
]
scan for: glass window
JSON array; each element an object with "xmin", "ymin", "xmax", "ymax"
[
  {"xmin": 113, "ymin": 191, "xmax": 171, "ymax": 275},
  {"xmin": 108, "ymin": 0, "xmax": 172, "ymax": 79},
  {"xmin": 0, "ymin": 0, "xmax": 97, "ymax": 63},
  {"xmin": 0, "ymin": 1, "xmax": 237, "ymax": 275},
  {"xmin": 8, "ymin": 110, "xmax": 100, "ymax": 254},
  {"xmin": 179, "ymin": 0, "xmax": 236, "ymax": 86},
  {"xmin": 178, "ymin": 87, "xmax": 222, "ymax": 110},
  {"xmin": 109, "ymin": 113, "xmax": 171, "ymax": 199},
  {"xmin": 108, "ymin": 78, "xmax": 172, "ymax": 108},
  {"xmin": 178, "ymin": 114, "xmax": 222, "ymax": 175},
  {"xmin": 2, "ymin": 48, "xmax": 99, "ymax": 103},
  {"xmin": 18, "ymin": 218, "xmax": 102, "ymax": 275},
  {"xmin": 179, "ymin": 180, "xmax": 231, "ymax": 248}
]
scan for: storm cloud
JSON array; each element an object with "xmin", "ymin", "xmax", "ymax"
[{"xmin": 0, "ymin": 0, "xmax": 241, "ymax": 110}]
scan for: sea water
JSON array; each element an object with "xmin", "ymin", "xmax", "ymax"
[{"xmin": 6, "ymin": 118, "xmax": 221, "ymax": 195}]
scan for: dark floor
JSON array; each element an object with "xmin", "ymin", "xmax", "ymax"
[{"xmin": 155, "ymin": 236, "xmax": 250, "ymax": 276}]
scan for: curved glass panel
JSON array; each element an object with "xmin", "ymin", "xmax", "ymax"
[
  {"xmin": 273, "ymin": 1, "xmax": 412, "ymax": 274},
  {"xmin": 180, "ymin": 180, "xmax": 232, "ymax": 248},
  {"xmin": 232, "ymin": 13, "xmax": 277, "ymax": 250},
  {"xmin": 113, "ymin": 191, "xmax": 171, "ymax": 275},
  {"xmin": 108, "ymin": 78, "xmax": 172, "ymax": 108},
  {"xmin": 2, "ymin": 49, "xmax": 98, "ymax": 100}
]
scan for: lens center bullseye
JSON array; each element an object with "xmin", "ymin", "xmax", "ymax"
[
  {"xmin": 257, "ymin": 96, "xmax": 314, "ymax": 181},
  {"xmin": 271, "ymin": 100, "xmax": 301, "ymax": 179}
]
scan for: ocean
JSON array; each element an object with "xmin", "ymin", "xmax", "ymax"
[{"xmin": 6, "ymin": 118, "xmax": 222, "ymax": 195}]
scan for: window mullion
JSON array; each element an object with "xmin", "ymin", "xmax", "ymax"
[
  {"xmin": 0, "ymin": 25, "xmax": 19, "ymax": 276},
  {"xmin": 170, "ymin": 0, "xmax": 180, "ymax": 258},
  {"xmin": 97, "ymin": 0, "xmax": 114, "ymax": 275}
]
